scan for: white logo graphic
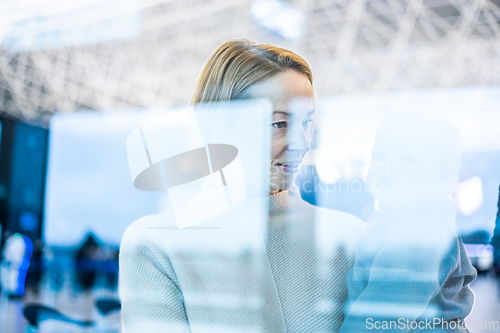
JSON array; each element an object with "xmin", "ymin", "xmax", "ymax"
[{"xmin": 126, "ymin": 107, "xmax": 246, "ymax": 228}]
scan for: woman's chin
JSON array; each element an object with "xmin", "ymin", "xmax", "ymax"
[{"xmin": 269, "ymin": 177, "xmax": 295, "ymax": 194}]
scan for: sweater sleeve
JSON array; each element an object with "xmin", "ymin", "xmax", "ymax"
[
  {"xmin": 119, "ymin": 222, "xmax": 191, "ymax": 333},
  {"xmin": 339, "ymin": 207, "xmax": 455, "ymax": 333}
]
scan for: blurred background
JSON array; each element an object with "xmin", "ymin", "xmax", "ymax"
[{"xmin": 0, "ymin": 0, "xmax": 499, "ymax": 332}]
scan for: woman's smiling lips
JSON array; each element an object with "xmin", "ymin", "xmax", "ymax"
[{"xmin": 276, "ymin": 162, "xmax": 300, "ymax": 174}]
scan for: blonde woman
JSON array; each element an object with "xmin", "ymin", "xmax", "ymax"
[{"xmin": 119, "ymin": 39, "xmax": 365, "ymax": 332}]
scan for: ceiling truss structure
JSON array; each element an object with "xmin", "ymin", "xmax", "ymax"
[{"xmin": 0, "ymin": 0, "xmax": 499, "ymax": 124}]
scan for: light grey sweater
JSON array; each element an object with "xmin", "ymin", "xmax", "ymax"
[{"xmin": 119, "ymin": 187, "xmax": 365, "ymax": 332}]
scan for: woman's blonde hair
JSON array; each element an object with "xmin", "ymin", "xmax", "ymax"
[{"xmin": 192, "ymin": 39, "xmax": 313, "ymax": 104}]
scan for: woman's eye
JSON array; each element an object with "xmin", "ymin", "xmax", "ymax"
[
  {"xmin": 272, "ymin": 121, "xmax": 287, "ymax": 129},
  {"xmin": 302, "ymin": 119, "xmax": 312, "ymax": 127}
]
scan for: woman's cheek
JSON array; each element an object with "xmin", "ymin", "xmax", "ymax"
[{"xmin": 270, "ymin": 133, "xmax": 287, "ymax": 159}]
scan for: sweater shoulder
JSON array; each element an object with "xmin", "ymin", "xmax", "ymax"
[
  {"xmin": 289, "ymin": 187, "xmax": 366, "ymax": 231},
  {"xmin": 315, "ymin": 205, "xmax": 366, "ymax": 230},
  {"xmin": 120, "ymin": 211, "xmax": 176, "ymax": 252},
  {"xmin": 293, "ymin": 196, "xmax": 366, "ymax": 255}
]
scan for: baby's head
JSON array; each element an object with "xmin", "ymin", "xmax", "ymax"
[{"xmin": 367, "ymin": 110, "xmax": 462, "ymax": 208}]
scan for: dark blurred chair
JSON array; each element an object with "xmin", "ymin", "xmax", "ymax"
[
  {"xmin": 23, "ymin": 304, "xmax": 93, "ymax": 333},
  {"xmin": 491, "ymin": 183, "xmax": 500, "ymax": 274},
  {"xmin": 96, "ymin": 298, "xmax": 121, "ymax": 316}
]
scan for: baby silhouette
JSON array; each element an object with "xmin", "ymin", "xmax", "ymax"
[{"xmin": 339, "ymin": 110, "xmax": 477, "ymax": 333}]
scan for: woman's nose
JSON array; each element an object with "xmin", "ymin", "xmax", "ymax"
[{"xmin": 286, "ymin": 121, "xmax": 311, "ymax": 156}]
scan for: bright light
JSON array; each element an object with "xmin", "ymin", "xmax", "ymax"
[
  {"xmin": 314, "ymin": 149, "xmax": 341, "ymax": 184},
  {"xmin": 0, "ymin": 0, "xmax": 141, "ymax": 51},
  {"xmin": 250, "ymin": 0, "xmax": 306, "ymax": 41},
  {"xmin": 454, "ymin": 176, "xmax": 484, "ymax": 216}
]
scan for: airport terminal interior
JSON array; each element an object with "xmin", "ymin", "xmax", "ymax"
[{"xmin": 1, "ymin": 0, "xmax": 500, "ymax": 332}]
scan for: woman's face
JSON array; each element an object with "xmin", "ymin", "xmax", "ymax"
[{"xmin": 243, "ymin": 69, "xmax": 315, "ymax": 194}]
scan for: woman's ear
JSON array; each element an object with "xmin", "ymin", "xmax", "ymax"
[{"xmin": 436, "ymin": 166, "xmax": 459, "ymax": 195}]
